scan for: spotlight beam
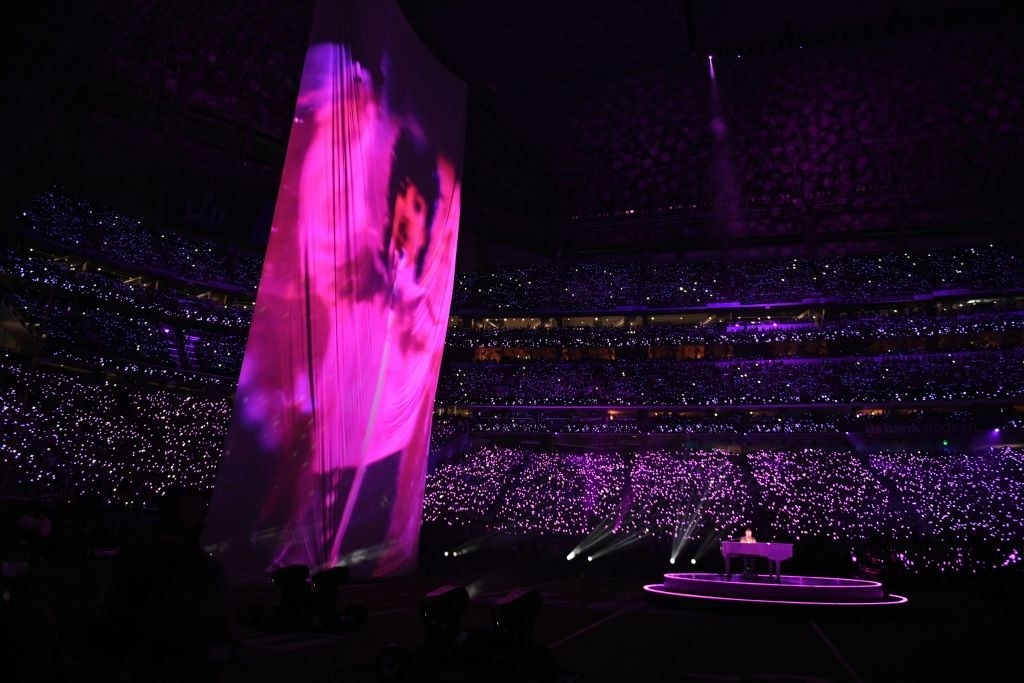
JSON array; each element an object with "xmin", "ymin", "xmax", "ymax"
[
  {"xmin": 588, "ymin": 530, "xmax": 644, "ymax": 561},
  {"xmin": 671, "ymin": 517, "xmax": 700, "ymax": 562},
  {"xmin": 694, "ymin": 529, "xmax": 725, "ymax": 563},
  {"xmin": 567, "ymin": 516, "xmax": 617, "ymax": 559},
  {"xmin": 671, "ymin": 480, "xmax": 719, "ymax": 560}
]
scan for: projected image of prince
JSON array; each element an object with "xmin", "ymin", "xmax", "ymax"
[
  {"xmin": 261, "ymin": 43, "xmax": 458, "ymax": 578},
  {"xmin": 323, "ymin": 125, "xmax": 446, "ymax": 574},
  {"xmin": 382, "ymin": 128, "xmax": 440, "ymax": 292},
  {"xmin": 205, "ymin": 28, "xmax": 465, "ymax": 581}
]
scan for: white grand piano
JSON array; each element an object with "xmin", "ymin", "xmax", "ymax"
[{"xmin": 721, "ymin": 540, "xmax": 793, "ymax": 581}]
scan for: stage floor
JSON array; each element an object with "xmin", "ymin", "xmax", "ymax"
[{"xmin": 15, "ymin": 553, "xmax": 1024, "ymax": 683}]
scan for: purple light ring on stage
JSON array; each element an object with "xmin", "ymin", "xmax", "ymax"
[
  {"xmin": 654, "ymin": 572, "xmax": 905, "ymax": 604},
  {"xmin": 643, "ymin": 583, "xmax": 909, "ymax": 607},
  {"xmin": 665, "ymin": 572, "xmax": 885, "ymax": 587}
]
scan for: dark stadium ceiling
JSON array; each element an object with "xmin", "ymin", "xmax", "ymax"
[{"xmin": 3, "ymin": 0, "xmax": 1022, "ymax": 257}]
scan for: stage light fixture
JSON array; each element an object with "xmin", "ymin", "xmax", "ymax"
[
  {"xmin": 271, "ymin": 564, "xmax": 310, "ymax": 594},
  {"xmin": 310, "ymin": 565, "xmax": 350, "ymax": 612},
  {"xmin": 312, "ymin": 565, "xmax": 349, "ymax": 594},
  {"xmin": 491, "ymin": 587, "xmax": 543, "ymax": 648},
  {"xmin": 310, "ymin": 565, "xmax": 366, "ymax": 632},
  {"xmin": 270, "ymin": 564, "xmax": 311, "ymax": 626},
  {"xmin": 419, "ymin": 585, "xmax": 469, "ymax": 649}
]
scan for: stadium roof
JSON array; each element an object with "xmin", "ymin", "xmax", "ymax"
[{"xmin": 3, "ymin": 0, "xmax": 1022, "ymax": 258}]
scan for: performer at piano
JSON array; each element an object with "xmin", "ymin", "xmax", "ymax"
[
  {"xmin": 739, "ymin": 527, "xmax": 756, "ymax": 575},
  {"xmin": 721, "ymin": 529, "xmax": 791, "ymax": 581}
]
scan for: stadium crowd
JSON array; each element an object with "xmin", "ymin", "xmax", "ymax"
[{"xmin": 2, "ymin": 188, "xmax": 1023, "ymax": 577}]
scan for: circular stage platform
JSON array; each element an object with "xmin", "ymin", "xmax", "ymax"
[{"xmin": 643, "ymin": 572, "xmax": 908, "ymax": 608}]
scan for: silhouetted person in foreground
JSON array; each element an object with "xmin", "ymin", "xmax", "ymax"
[
  {"xmin": 3, "ymin": 501, "xmax": 73, "ymax": 682},
  {"xmin": 98, "ymin": 488, "xmax": 233, "ymax": 682}
]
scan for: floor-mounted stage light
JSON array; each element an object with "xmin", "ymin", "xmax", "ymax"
[
  {"xmin": 271, "ymin": 564, "xmax": 310, "ymax": 603},
  {"xmin": 420, "ymin": 584, "xmax": 469, "ymax": 650},
  {"xmin": 491, "ymin": 587, "xmax": 542, "ymax": 649},
  {"xmin": 311, "ymin": 565, "xmax": 349, "ymax": 599},
  {"xmin": 308, "ymin": 566, "xmax": 353, "ymax": 630},
  {"xmin": 270, "ymin": 564, "xmax": 311, "ymax": 628}
]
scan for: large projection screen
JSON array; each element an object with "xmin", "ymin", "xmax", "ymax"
[{"xmin": 202, "ymin": 0, "xmax": 466, "ymax": 580}]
